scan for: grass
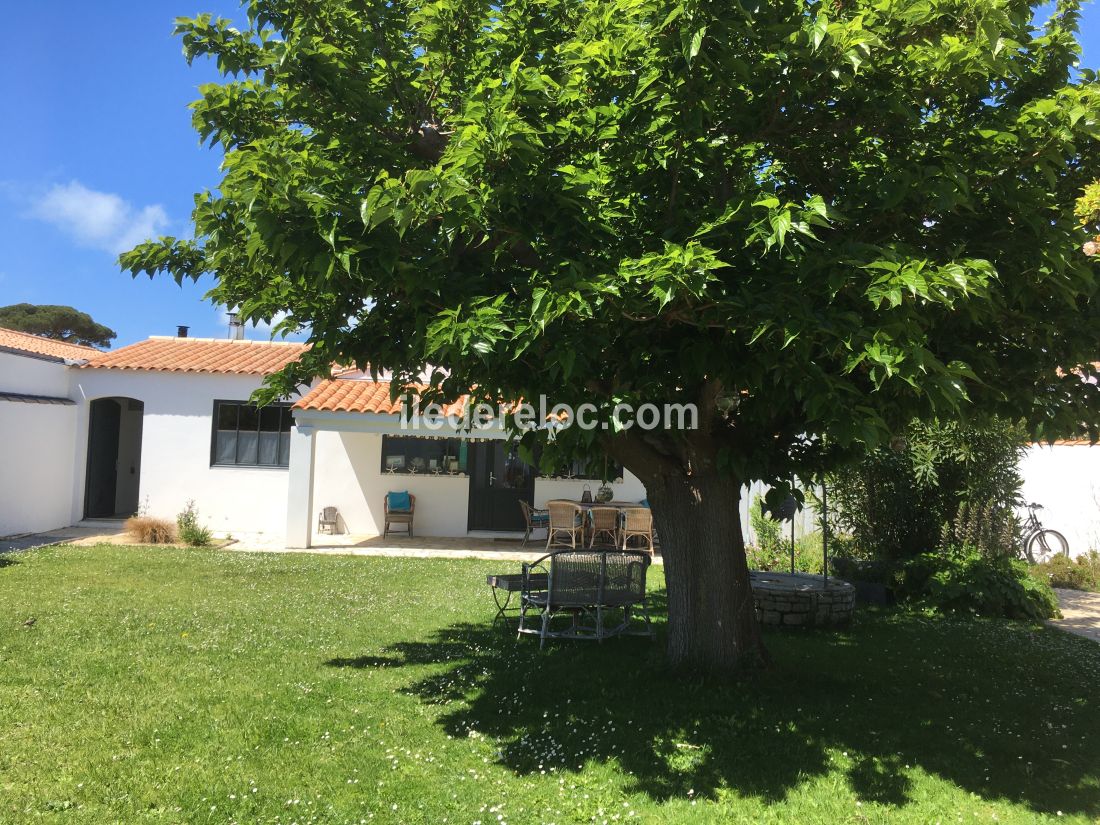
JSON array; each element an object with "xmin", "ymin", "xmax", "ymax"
[{"xmin": 1, "ymin": 545, "xmax": 1099, "ymax": 824}]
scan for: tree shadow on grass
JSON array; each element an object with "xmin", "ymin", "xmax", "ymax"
[
  {"xmin": 325, "ymin": 597, "xmax": 1100, "ymax": 817},
  {"xmin": 0, "ymin": 554, "xmax": 20, "ymax": 568}
]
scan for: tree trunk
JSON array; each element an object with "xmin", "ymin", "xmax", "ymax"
[{"xmin": 642, "ymin": 470, "xmax": 769, "ymax": 672}]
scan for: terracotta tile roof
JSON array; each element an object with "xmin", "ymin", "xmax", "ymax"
[
  {"xmin": 81, "ymin": 336, "xmax": 309, "ymax": 375},
  {"xmin": 295, "ymin": 379, "xmax": 467, "ymax": 416},
  {"xmin": 0, "ymin": 327, "xmax": 100, "ymax": 361}
]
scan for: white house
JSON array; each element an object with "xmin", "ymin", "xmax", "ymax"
[
  {"xmin": 0, "ymin": 328, "xmax": 648, "ymax": 545},
  {"xmin": 0, "ymin": 326, "xmax": 1097, "ymax": 556}
]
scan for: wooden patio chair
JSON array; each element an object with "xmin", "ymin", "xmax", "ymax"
[
  {"xmin": 546, "ymin": 500, "xmax": 584, "ymax": 550},
  {"xmin": 620, "ymin": 507, "xmax": 655, "ymax": 555},
  {"xmin": 518, "ymin": 500, "xmax": 550, "ymax": 548},
  {"xmin": 383, "ymin": 492, "xmax": 416, "ymax": 538},
  {"xmin": 317, "ymin": 506, "xmax": 340, "ymax": 535},
  {"xmin": 587, "ymin": 506, "xmax": 620, "ymax": 548}
]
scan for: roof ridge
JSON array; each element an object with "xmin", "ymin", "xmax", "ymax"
[{"xmin": 146, "ymin": 335, "xmax": 306, "ymax": 346}]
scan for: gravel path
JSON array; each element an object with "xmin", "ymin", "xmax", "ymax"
[{"xmin": 1049, "ymin": 588, "xmax": 1100, "ymax": 644}]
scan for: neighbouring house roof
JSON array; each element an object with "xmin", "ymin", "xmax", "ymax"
[
  {"xmin": 295, "ymin": 378, "xmax": 468, "ymax": 416},
  {"xmin": 81, "ymin": 336, "xmax": 310, "ymax": 376},
  {"xmin": 0, "ymin": 327, "xmax": 100, "ymax": 362}
]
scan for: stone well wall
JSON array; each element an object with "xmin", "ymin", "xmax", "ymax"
[{"xmin": 750, "ymin": 572, "xmax": 855, "ymax": 628}]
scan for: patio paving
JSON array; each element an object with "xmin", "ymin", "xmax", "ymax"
[
  {"xmin": 0, "ymin": 523, "xmax": 125, "ymax": 554},
  {"xmin": 228, "ymin": 533, "xmax": 665, "ymax": 563},
  {"xmin": 1049, "ymin": 588, "xmax": 1100, "ymax": 644}
]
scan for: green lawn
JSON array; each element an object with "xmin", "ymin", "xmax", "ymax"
[{"xmin": 1, "ymin": 545, "xmax": 1098, "ymax": 824}]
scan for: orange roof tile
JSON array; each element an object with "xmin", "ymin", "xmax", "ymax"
[
  {"xmin": 0, "ymin": 327, "xmax": 100, "ymax": 361},
  {"xmin": 295, "ymin": 379, "xmax": 467, "ymax": 416},
  {"xmin": 81, "ymin": 337, "xmax": 309, "ymax": 375}
]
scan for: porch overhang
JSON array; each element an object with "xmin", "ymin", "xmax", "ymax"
[{"xmin": 291, "ymin": 408, "xmax": 510, "ymax": 440}]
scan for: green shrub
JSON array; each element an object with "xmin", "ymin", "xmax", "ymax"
[
  {"xmin": 824, "ymin": 418, "xmax": 1027, "ymax": 561},
  {"xmin": 940, "ymin": 499, "xmax": 1019, "ymax": 560},
  {"xmin": 748, "ymin": 496, "xmax": 784, "ymax": 558},
  {"xmin": 746, "ymin": 498, "xmax": 826, "ymax": 574},
  {"xmin": 898, "ymin": 548, "xmax": 1059, "ymax": 621},
  {"xmin": 176, "ymin": 501, "xmax": 213, "ymax": 547},
  {"xmin": 1033, "ymin": 551, "xmax": 1100, "ymax": 592}
]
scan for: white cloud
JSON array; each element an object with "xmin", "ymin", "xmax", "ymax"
[{"xmin": 27, "ymin": 180, "xmax": 169, "ymax": 254}]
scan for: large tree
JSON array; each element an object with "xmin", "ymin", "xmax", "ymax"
[
  {"xmin": 123, "ymin": 0, "xmax": 1100, "ymax": 670},
  {"xmin": 0, "ymin": 303, "xmax": 115, "ymax": 348}
]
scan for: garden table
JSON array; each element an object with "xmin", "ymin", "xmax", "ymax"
[{"xmin": 486, "ymin": 572, "xmax": 548, "ymax": 625}]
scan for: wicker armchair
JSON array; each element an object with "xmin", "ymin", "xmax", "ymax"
[
  {"xmin": 546, "ymin": 500, "xmax": 584, "ymax": 549},
  {"xmin": 383, "ymin": 492, "xmax": 415, "ymax": 538},
  {"xmin": 517, "ymin": 550, "xmax": 654, "ymax": 646},
  {"xmin": 587, "ymin": 506, "xmax": 620, "ymax": 548},
  {"xmin": 518, "ymin": 500, "xmax": 550, "ymax": 548},
  {"xmin": 620, "ymin": 507, "xmax": 655, "ymax": 555}
]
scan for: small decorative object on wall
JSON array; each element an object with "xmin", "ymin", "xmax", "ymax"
[
  {"xmin": 385, "ymin": 454, "xmax": 405, "ymax": 472},
  {"xmin": 595, "ymin": 483, "xmax": 614, "ymax": 503},
  {"xmin": 581, "ymin": 484, "xmax": 593, "ymax": 503}
]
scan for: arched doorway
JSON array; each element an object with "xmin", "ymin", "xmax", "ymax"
[{"xmin": 84, "ymin": 397, "xmax": 144, "ymax": 519}]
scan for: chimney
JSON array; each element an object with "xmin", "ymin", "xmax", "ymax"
[
  {"xmin": 227, "ymin": 311, "xmax": 245, "ymax": 341},
  {"xmin": 176, "ymin": 325, "xmax": 189, "ymax": 338}
]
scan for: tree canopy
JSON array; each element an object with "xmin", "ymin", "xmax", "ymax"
[
  {"xmin": 123, "ymin": 0, "xmax": 1100, "ymax": 669},
  {"xmin": 0, "ymin": 303, "xmax": 115, "ymax": 348}
]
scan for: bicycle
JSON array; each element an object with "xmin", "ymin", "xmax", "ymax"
[{"xmin": 1021, "ymin": 503, "xmax": 1069, "ymax": 563}]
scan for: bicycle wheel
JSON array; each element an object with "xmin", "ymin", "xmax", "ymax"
[{"xmin": 1025, "ymin": 529, "xmax": 1069, "ymax": 563}]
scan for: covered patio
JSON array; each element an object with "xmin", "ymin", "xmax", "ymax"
[{"xmin": 283, "ymin": 376, "xmax": 648, "ymax": 548}]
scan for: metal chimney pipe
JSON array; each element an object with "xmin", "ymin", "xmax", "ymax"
[
  {"xmin": 227, "ymin": 312, "xmax": 244, "ymax": 341},
  {"xmin": 177, "ymin": 325, "xmax": 189, "ymax": 338}
]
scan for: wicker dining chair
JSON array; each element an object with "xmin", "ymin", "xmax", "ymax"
[
  {"xmin": 620, "ymin": 507, "xmax": 655, "ymax": 555},
  {"xmin": 587, "ymin": 506, "xmax": 620, "ymax": 548},
  {"xmin": 546, "ymin": 501, "xmax": 584, "ymax": 549},
  {"xmin": 518, "ymin": 500, "xmax": 550, "ymax": 548}
]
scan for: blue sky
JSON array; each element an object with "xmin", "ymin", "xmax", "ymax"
[{"xmin": 0, "ymin": 2, "xmax": 1097, "ymax": 348}]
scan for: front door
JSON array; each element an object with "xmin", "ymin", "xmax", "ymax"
[
  {"xmin": 467, "ymin": 442, "xmax": 535, "ymax": 531},
  {"xmin": 85, "ymin": 398, "xmax": 121, "ymax": 518}
]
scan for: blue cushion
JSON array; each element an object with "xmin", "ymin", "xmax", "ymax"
[
  {"xmin": 639, "ymin": 498, "xmax": 650, "ymax": 508},
  {"xmin": 531, "ymin": 512, "xmax": 550, "ymax": 525},
  {"xmin": 387, "ymin": 491, "xmax": 412, "ymax": 512}
]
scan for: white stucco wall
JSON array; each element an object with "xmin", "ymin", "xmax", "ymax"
[
  {"xmin": 0, "ymin": 353, "xmax": 78, "ymax": 536},
  {"xmin": 533, "ymin": 473, "xmax": 648, "ymax": 507},
  {"xmin": 71, "ymin": 369, "xmax": 295, "ymax": 538},
  {"xmin": 311, "ymin": 431, "xmax": 472, "ymax": 538},
  {"xmin": 0, "ymin": 350, "xmax": 74, "ymax": 397},
  {"xmin": 1019, "ymin": 443, "xmax": 1100, "ymax": 556}
]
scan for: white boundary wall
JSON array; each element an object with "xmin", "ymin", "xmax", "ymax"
[
  {"xmin": 0, "ymin": 352, "xmax": 78, "ymax": 535},
  {"xmin": 1019, "ymin": 443, "xmax": 1100, "ymax": 557}
]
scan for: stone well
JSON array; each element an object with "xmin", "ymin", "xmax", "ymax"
[{"xmin": 750, "ymin": 572, "xmax": 856, "ymax": 628}]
